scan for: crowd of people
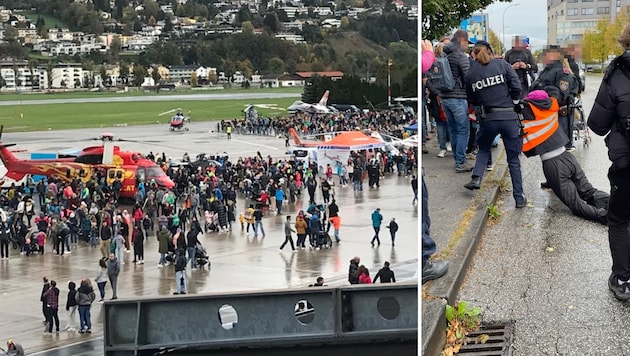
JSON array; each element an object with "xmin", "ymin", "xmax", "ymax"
[{"xmin": 0, "ymin": 110, "xmax": 418, "ymax": 345}]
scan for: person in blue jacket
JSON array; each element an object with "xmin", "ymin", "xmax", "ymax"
[
  {"xmin": 371, "ymin": 208, "xmax": 383, "ymax": 247},
  {"xmin": 463, "ymin": 40, "xmax": 527, "ymax": 209}
]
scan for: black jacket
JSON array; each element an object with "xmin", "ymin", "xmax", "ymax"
[
  {"xmin": 348, "ymin": 260, "xmax": 359, "ymax": 284},
  {"xmin": 504, "ymin": 47, "xmax": 538, "ymax": 97},
  {"xmin": 531, "ymin": 61, "xmax": 578, "ymax": 106},
  {"xmin": 588, "ymin": 50, "xmax": 630, "ymax": 172},
  {"xmin": 440, "ymin": 41, "xmax": 469, "ymax": 99},
  {"xmin": 175, "ymin": 251, "xmax": 187, "ymax": 272},
  {"xmin": 465, "ymin": 58, "xmax": 521, "ymax": 121},
  {"xmin": 373, "ymin": 266, "xmax": 396, "ymax": 283}
]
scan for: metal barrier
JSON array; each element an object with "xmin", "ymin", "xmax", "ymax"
[{"xmin": 104, "ymin": 283, "xmax": 418, "ymax": 355}]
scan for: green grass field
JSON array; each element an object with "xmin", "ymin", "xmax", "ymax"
[
  {"xmin": 0, "ymin": 87, "xmax": 302, "ymax": 101},
  {"xmin": 0, "ymin": 98, "xmax": 296, "ymax": 132},
  {"xmin": 22, "ymin": 11, "xmax": 66, "ymax": 29}
]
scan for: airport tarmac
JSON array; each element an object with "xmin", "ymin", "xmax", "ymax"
[{"xmin": 0, "ymin": 122, "xmax": 419, "ymax": 354}]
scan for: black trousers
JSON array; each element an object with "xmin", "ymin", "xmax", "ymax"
[
  {"xmin": 608, "ymin": 166, "xmax": 630, "ymax": 280},
  {"xmin": 371, "ymin": 227, "xmax": 381, "ymax": 245},
  {"xmin": 542, "ymin": 151, "xmax": 608, "ymax": 224},
  {"xmin": 280, "ymin": 235, "xmax": 295, "ymax": 250},
  {"xmin": 45, "ymin": 307, "xmax": 59, "ymax": 332},
  {"xmin": 0, "ymin": 239, "xmax": 8, "ymax": 258}
]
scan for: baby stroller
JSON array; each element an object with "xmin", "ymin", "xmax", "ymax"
[
  {"xmin": 571, "ymin": 97, "xmax": 590, "ymax": 146},
  {"xmin": 204, "ymin": 211, "xmax": 219, "ymax": 233},
  {"xmin": 315, "ymin": 229, "xmax": 333, "ymax": 249},
  {"xmin": 195, "ymin": 242, "xmax": 210, "ymax": 268}
]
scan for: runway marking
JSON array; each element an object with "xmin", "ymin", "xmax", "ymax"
[
  {"xmin": 226, "ymin": 138, "xmax": 279, "ymax": 150},
  {"xmin": 30, "ymin": 337, "xmax": 103, "ymax": 355}
]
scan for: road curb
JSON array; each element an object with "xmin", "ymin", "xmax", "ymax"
[{"xmin": 421, "ymin": 151, "xmax": 509, "ymax": 355}]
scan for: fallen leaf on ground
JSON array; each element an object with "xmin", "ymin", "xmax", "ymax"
[{"xmin": 478, "ymin": 334, "xmax": 490, "ymax": 344}]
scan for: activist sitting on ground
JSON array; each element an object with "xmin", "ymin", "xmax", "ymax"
[{"xmin": 520, "ymin": 88, "xmax": 609, "ymax": 224}]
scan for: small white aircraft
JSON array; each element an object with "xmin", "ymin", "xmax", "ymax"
[{"xmin": 287, "ymin": 90, "xmax": 331, "ymax": 114}]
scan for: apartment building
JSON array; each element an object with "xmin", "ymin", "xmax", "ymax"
[{"xmin": 548, "ymin": 0, "xmax": 630, "ymax": 45}]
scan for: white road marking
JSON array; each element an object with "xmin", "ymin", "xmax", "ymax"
[{"xmin": 228, "ymin": 138, "xmax": 279, "ymax": 150}]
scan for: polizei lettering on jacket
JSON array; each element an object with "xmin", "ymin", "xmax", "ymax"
[{"xmin": 471, "ymin": 74, "xmax": 505, "ymax": 92}]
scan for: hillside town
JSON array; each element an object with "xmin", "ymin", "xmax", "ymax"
[{"xmin": 0, "ymin": 0, "xmax": 417, "ymax": 92}]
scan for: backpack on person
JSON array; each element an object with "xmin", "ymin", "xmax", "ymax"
[{"xmin": 427, "ymin": 53, "xmax": 456, "ymax": 92}]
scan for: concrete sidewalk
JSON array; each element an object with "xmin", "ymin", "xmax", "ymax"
[{"xmin": 421, "ymin": 137, "xmax": 508, "ymax": 356}]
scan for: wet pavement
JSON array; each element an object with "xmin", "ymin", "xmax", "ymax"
[
  {"xmin": 456, "ymin": 76, "xmax": 630, "ymax": 355},
  {"xmin": 0, "ymin": 124, "xmax": 418, "ymax": 354}
]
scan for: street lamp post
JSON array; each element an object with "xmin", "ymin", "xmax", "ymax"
[{"xmin": 503, "ymin": 3, "xmax": 520, "ymax": 54}]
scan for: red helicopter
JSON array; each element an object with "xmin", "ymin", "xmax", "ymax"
[{"xmin": 0, "ymin": 130, "xmax": 175, "ymax": 198}]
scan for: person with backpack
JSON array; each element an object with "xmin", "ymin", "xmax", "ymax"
[
  {"xmin": 462, "ymin": 40, "xmax": 527, "ymax": 209},
  {"xmin": 433, "ymin": 30, "xmax": 474, "ymax": 173}
]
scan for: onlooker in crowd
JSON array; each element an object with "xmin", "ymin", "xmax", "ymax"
[
  {"xmin": 5, "ymin": 339, "xmax": 24, "ymax": 356},
  {"xmin": 309, "ymin": 277, "xmax": 326, "ymax": 287},
  {"xmin": 174, "ymin": 248, "xmax": 187, "ymax": 295},
  {"xmin": 280, "ymin": 215, "xmax": 296, "ymax": 251},
  {"xmin": 40, "ymin": 277, "xmax": 50, "ymax": 325},
  {"xmin": 107, "ymin": 253, "xmax": 120, "ymax": 300},
  {"xmin": 373, "ymin": 261, "xmax": 396, "ymax": 283},
  {"xmin": 295, "ymin": 212, "xmax": 308, "ymax": 249},
  {"xmin": 440, "ymin": 29, "xmax": 473, "ymax": 173},
  {"xmin": 76, "ymin": 279, "xmax": 96, "ymax": 334},
  {"xmin": 386, "ymin": 218, "xmax": 399, "ymax": 246},
  {"xmin": 95, "ymin": 259, "xmax": 108, "ymax": 302},
  {"xmin": 348, "ymin": 256, "xmax": 360, "ymax": 284},
  {"xmin": 371, "ymin": 208, "xmax": 383, "ymax": 247},
  {"xmin": 357, "ymin": 265, "xmax": 372, "ymax": 284},
  {"xmin": 157, "ymin": 225, "xmax": 170, "ymax": 267},
  {"xmin": 99, "ymin": 220, "xmax": 112, "ymax": 259},
  {"xmin": 42, "ymin": 280, "xmax": 60, "ymax": 334},
  {"xmin": 64, "ymin": 281, "xmax": 78, "ymax": 332}
]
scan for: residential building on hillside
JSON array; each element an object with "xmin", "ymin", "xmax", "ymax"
[
  {"xmin": 547, "ymin": 0, "xmax": 629, "ymax": 45},
  {"xmin": 275, "ymin": 33, "xmax": 305, "ymax": 43},
  {"xmin": 0, "ymin": 59, "xmax": 51, "ymax": 91},
  {"xmin": 277, "ymin": 73, "xmax": 305, "ymax": 87},
  {"xmin": 261, "ymin": 74, "xmax": 281, "ymax": 88},
  {"xmin": 169, "ymin": 64, "xmax": 197, "ymax": 83},
  {"xmin": 51, "ymin": 63, "xmax": 83, "ymax": 88}
]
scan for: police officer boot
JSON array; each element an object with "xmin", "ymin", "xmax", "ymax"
[{"xmin": 464, "ymin": 176, "xmax": 482, "ymax": 190}]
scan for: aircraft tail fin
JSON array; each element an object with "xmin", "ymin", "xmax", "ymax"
[
  {"xmin": 318, "ymin": 90, "xmax": 330, "ymax": 106},
  {"xmin": 289, "ymin": 128, "xmax": 303, "ymax": 146}
]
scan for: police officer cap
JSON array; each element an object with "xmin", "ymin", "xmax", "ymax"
[
  {"xmin": 474, "ymin": 40, "xmax": 494, "ymax": 54},
  {"xmin": 545, "ymin": 45, "xmax": 565, "ymax": 55}
]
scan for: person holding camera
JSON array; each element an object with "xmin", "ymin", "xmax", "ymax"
[
  {"xmin": 504, "ymin": 36, "xmax": 538, "ymax": 99},
  {"xmin": 588, "ymin": 24, "xmax": 630, "ymax": 301},
  {"xmin": 463, "ymin": 40, "xmax": 527, "ymax": 209}
]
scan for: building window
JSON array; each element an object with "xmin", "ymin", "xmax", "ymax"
[
  {"xmin": 568, "ymin": 0, "xmax": 578, "ymax": 2},
  {"xmin": 582, "ymin": 0, "xmax": 594, "ymax": 2},
  {"xmin": 561, "ymin": 9, "xmax": 564, "ymax": 15},
  {"xmin": 597, "ymin": 6, "xmax": 610, "ymax": 13},
  {"xmin": 567, "ymin": 8, "xmax": 578, "ymax": 15},
  {"xmin": 581, "ymin": 7, "xmax": 594, "ymax": 14},
  {"xmin": 618, "ymin": 0, "xmax": 621, "ymax": 6}
]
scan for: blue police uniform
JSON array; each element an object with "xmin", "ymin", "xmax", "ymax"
[{"xmin": 464, "ymin": 57, "xmax": 527, "ymax": 207}]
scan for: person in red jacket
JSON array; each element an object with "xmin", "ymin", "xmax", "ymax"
[{"xmin": 357, "ymin": 265, "xmax": 372, "ymax": 284}]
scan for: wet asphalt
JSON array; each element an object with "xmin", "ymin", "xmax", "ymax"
[{"xmin": 0, "ymin": 123, "xmax": 418, "ymax": 354}]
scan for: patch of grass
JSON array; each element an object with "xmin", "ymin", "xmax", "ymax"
[
  {"xmin": 0, "ymin": 87, "xmax": 302, "ymax": 101},
  {"xmin": 487, "ymin": 204, "xmax": 501, "ymax": 220},
  {"xmin": 0, "ymin": 97, "xmax": 296, "ymax": 132},
  {"xmin": 21, "ymin": 11, "xmax": 66, "ymax": 29}
]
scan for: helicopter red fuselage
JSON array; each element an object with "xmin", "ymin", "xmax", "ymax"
[{"xmin": 0, "ymin": 144, "xmax": 174, "ymax": 198}]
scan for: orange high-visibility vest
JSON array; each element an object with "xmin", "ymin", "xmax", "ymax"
[{"xmin": 522, "ymin": 98, "xmax": 560, "ymax": 153}]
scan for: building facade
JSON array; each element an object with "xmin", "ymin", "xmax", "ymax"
[{"xmin": 548, "ymin": 0, "xmax": 630, "ymax": 45}]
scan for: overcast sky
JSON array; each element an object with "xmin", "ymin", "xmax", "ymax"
[{"xmin": 482, "ymin": 0, "xmax": 548, "ymax": 51}]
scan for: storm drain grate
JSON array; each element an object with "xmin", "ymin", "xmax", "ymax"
[{"xmin": 456, "ymin": 322, "xmax": 514, "ymax": 356}]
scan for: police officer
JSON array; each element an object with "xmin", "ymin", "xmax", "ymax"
[
  {"xmin": 587, "ymin": 24, "xmax": 630, "ymax": 301},
  {"xmin": 463, "ymin": 40, "xmax": 527, "ymax": 209},
  {"xmin": 531, "ymin": 45, "xmax": 578, "ymax": 151}
]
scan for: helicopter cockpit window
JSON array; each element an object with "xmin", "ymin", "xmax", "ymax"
[
  {"xmin": 146, "ymin": 166, "xmax": 166, "ymax": 179},
  {"xmin": 75, "ymin": 154, "xmax": 103, "ymax": 164}
]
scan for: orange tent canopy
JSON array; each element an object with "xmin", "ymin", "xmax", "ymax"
[{"xmin": 317, "ymin": 131, "xmax": 386, "ymax": 150}]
